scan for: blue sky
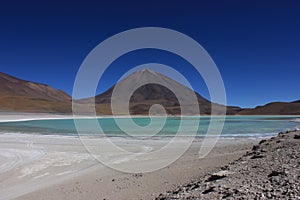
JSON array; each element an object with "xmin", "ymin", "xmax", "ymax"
[{"xmin": 0, "ymin": 0, "xmax": 299, "ymax": 108}]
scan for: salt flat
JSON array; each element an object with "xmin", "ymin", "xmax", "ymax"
[{"xmin": 0, "ymin": 132, "xmax": 255, "ymax": 200}]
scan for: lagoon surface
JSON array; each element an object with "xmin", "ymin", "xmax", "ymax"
[{"xmin": 0, "ymin": 116, "xmax": 299, "ymax": 138}]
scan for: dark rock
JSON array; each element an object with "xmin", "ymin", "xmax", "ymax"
[
  {"xmin": 268, "ymin": 171, "xmax": 285, "ymax": 177},
  {"xmin": 259, "ymin": 139, "xmax": 267, "ymax": 145},
  {"xmin": 252, "ymin": 145, "xmax": 259, "ymax": 151},
  {"xmin": 205, "ymin": 171, "xmax": 231, "ymax": 182},
  {"xmin": 250, "ymin": 154, "xmax": 264, "ymax": 159},
  {"xmin": 221, "ymin": 165, "xmax": 229, "ymax": 170},
  {"xmin": 132, "ymin": 174, "xmax": 143, "ymax": 178},
  {"xmin": 294, "ymin": 135, "xmax": 300, "ymax": 139},
  {"xmin": 173, "ymin": 188, "xmax": 182, "ymax": 194},
  {"xmin": 206, "ymin": 174, "xmax": 226, "ymax": 182},
  {"xmin": 222, "ymin": 192, "xmax": 232, "ymax": 198},
  {"xmin": 279, "ymin": 134, "xmax": 286, "ymax": 138},
  {"xmin": 202, "ymin": 186, "xmax": 215, "ymax": 194},
  {"xmin": 190, "ymin": 184, "xmax": 199, "ymax": 190},
  {"xmin": 155, "ymin": 194, "xmax": 167, "ymax": 200}
]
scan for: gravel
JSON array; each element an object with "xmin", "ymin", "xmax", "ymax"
[{"xmin": 156, "ymin": 130, "xmax": 300, "ymax": 200}]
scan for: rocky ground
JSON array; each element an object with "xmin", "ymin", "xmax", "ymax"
[{"xmin": 156, "ymin": 130, "xmax": 300, "ymax": 200}]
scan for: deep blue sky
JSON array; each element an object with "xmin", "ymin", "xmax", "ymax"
[{"xmin": 0, "ymin": 0, "xmax": 299, "ymax": 108}]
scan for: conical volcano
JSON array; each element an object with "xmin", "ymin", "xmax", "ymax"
[{"xmin": 81, "ymin": 69, "xmax": 240, "ymax": 115}]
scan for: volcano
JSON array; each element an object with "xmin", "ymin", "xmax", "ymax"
[{"xmin": 81, "ymin": 69, "xmax": 241, "ymax": 115}]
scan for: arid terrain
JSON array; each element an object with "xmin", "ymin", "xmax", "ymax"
[{"xmin": 156, "ymin": 130, "xmax": 300, "ymax": 199}]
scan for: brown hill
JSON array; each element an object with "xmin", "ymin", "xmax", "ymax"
[
  {"xmin": 81, "ymin": 69, "xmax": 241, "ymax": 115},
  {"xmin": 238, "ymin": 101, "xmax": 300, "ymax": 115},
  {"xmin": 1, "ymin": 70, "xmax": 299, "ymax": 115},
  {"xmin": 0, "ymin": 72, "xmax": 72, "ymax": 113}
]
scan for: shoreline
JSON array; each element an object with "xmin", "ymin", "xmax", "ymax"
[
  {"xmin": 0, "ymin": 113, "xmax": 299, "ymax": 141},
  {"xmin": 0, "ymin": 112, "xmax": 299, "ymax": 123},
  {"xmin": 0, "ymin": 133, "xmax": 256, "ymax": 200},
  {"xmin": 0, "ymin": 115, "xmax": 258, "ymax": 200},
  {"xmin": 3, "ymin": 131, "xmax": 298, "ymax": 200},
  {"xmin": 0, "ymin": 113, "xmax": 299, "ymax": 199}
]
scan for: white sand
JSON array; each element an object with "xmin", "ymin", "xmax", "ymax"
[
  {"xmin": 0, "ymin": 112, "xmax": 166, "ymax": 123},
  {"xmin": 0, "ymin": 112, "xmax": 75, "ymax": 122}
]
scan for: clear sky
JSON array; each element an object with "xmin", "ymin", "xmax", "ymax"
[{"xmin": 0, "ymin": 0, "xmax": 299, "ymax": 108}]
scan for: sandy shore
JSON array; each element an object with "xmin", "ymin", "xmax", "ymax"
[
  {"xmin": 2, "ymin": 113, "xmax": 298, "ymax": 200},
  {"xmin": 2, "ymin": 135, "xmax": 254, "ymax": 200},
  {"xmin": 0, "ymin": 112, "xmax": 75, "ymax": 122},
  {"xmin": 0, "ymin": 113, "xmax": 259, "ymax": 200},
  {"xmin": 0, "ymin": 112, "xmax": 179, "ymax": 123}
]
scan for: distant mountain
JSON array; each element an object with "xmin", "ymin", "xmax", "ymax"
[
  {"xmin": 0, "ymin": 72, "xmax": 71, "ymax": 113},
  {"xmin": 81, "ymin": 69, "xmax": 241, "ymax": 115},
  {"xmin": 238, "ymin": 101, "xmax": 300, "ymax": 115},
  {"xmin": 1, "ymin": 70, "xmax": 299, "ymax": 115}
]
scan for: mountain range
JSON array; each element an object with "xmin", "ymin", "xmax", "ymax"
[
  {"xmin": 0, "ymin": 70, "xmax": 299, "ymax": 115},
  {"xmin": 0, "ymin": 72, "xmax": 72, "ymax": 113}
]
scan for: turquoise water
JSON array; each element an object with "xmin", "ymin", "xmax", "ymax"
[{"xmin": 0, "ymin": 116, "xmax": 299, "ymax": 138}]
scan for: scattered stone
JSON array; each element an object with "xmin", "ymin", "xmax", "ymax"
[
  {"xmin": 268, "ymin": 171, "xmax": 285, "ymax": 177},
  {"xmin": 132, "ymin": 174, "xmax": 143, "ymax": 178},
  {"xmin": 259, "ymin": 139, "xmax": 267, "ymax": 144},
  {"xmin": 173, "ymin": 188, "xmax": 182, "ymax": 194},
  {"xmin": 294, "ymin": 135, "xmax": 300, "ymax": 139},
  {"xmin": 156, "ymin": 130, "xmax": 300, "ymax": 200},
  {"xmin": 205, "ymin": 171, "xmax": 228, "ymax": 182},
  {"xmin": 202, "ymin": 186, "xmax": 215, "ymax": 194},
  {"xmin": 214, "ymin": 170, "xmax": 232, "ymax": 177},
  {"xmin": 206, "ymin": 174, "xmax": 226, "ymax": 182},
  {"xmin": 252, "ymin": 145, "xmax": 259, "ymax": 151},
  {"xmin": 250, "ymin": 154, "xmax": 264, "ymax": 159}
]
